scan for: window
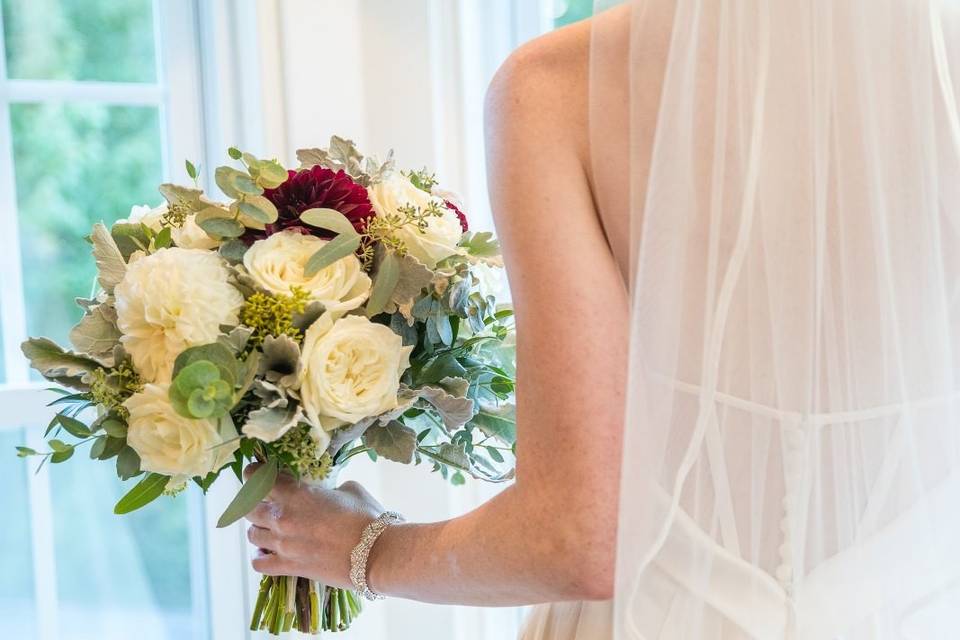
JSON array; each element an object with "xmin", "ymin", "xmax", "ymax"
[{"xmin": 0, "ymin": 2, "xmax": 218, "ymax": 639}]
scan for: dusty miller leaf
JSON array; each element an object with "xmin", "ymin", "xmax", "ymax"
[
  {"xmin": 69, "ymin": 304, "xmax": 122, "ymax": 365},
  {"xmin": 91, "ymin": 223, "xmax": 127, "ymax": 293},
  {"xmin": 418, "ymin": 384, "xmax": 475, "ymax": 430},
  {"xmin": 383, "ymin": 252, "xmax": 434, "ymax": 321},
  {"xmin": 21, "ymin": 338, "xmax": 101, "ymax": 390},
  {"xmin": 363, "ymin": 420, "xmax": 417, "ymax": 464}
]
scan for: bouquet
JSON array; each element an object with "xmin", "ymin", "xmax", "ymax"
[{"xmin": 18, "ymin": 136, "xmax": 516, "ymax": 634}]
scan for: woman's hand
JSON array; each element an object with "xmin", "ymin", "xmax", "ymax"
[{"xmin": 243, "ymin": 464, "xmax": 385, "ymax": 588}]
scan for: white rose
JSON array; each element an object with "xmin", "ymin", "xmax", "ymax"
[
  {"xmin": 125, "ymin": 382, "xmax": 239, "ymax": 478},
  {"xmin": 117, "ymin": 203, "xmax": 218, "ymax": 250},
  {"xmin": 298, "ymin": 313, "xmax": 413, "ymax": 441},
  {"xmin": 115, "ymin": 248, "xmax": 244, "ymax": 382},
  {"xmin": 119, "ymin": 203, "xmax": 165, "ymax": 231},
  {"xmin": 243, "ymin": 230, "xmax": 371, "ymax": 312},
  {"xmin": 367, "ymin": 173, "xmax": 463, "ymax": 268},
  {"xmin": 171, "ymin": 215, "xmax": 220, "ymax": 250}
]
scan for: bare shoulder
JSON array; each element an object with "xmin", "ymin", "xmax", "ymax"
[{"xmin": 484, "ymin": 20, "xmax": 592, "ymax": 159}]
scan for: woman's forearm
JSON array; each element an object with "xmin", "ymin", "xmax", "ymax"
[{"xmin": 365, "ymin": 484, "xmax": 613, "ymax": 606}]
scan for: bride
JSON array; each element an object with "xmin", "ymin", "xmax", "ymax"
[{"xmin": 243, "ymin": 0, "xmax": 960, "ymax": 637}]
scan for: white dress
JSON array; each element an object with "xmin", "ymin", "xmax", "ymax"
[{"xmin": 521, "ymin": 0, "xmax": 960, "ymax": 637}]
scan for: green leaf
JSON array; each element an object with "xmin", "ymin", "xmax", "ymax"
[
  {"xmin": 48, "ymin": 439, "xmax": 70, "ymax": 452},
  {"xmin": 101, "ymin": 418, "xmax": 127, "ymax": 438},
  {"xmin": 450, "ymin": 471, "xmax": 466, "ymax": 486},
  {"xmin": 216, "ymin": 458, "xmax": 278, "ymax": 528},
  {"xmin": 114, "ymin": 473, "xmax": 170, "ymax": 515},
  {"xmin": 89, "ymin": 437, "xmax": 107, "ymax": 459},
  {"xmin": 185, "ymin": 159, "xmax": 198, "ymax": 179},
  {"xmin": 362, "ymin": 420, "xmax": 417, "ymax": 464},
  {"xmin": 51, "ymin": 447, "xmax": 75, "ymax": 463},
  {"xmin": 304, "ymin": 233, "xmax": 362, "ymax": 277},
  {"xmin": 155, "ymin": 226, "xmax": 173, "ymax": 249},
  {"xmin": 238, "ymin": 196, "xmax": 279, "ymax": 224},
  {"xmin": 299, "ymin": 208, "xmax": 359, "ymax": 237},
  {"xmin": 228, "ymin": 146, "xmax": 242, "ymax": 160},
  {"xmin": 90, "ymin": 222, "xmax": 127, "ymax": 293},
  {"xmin": 116, "ymin": 446, "xmax": 142, "ymax": 480},
  {"xmin": 198, "ymin": 216, "xmax": 245, "ymax": 239},
  {"xmin": 16, "ymin": 446, "xmax": 37, "ymax": 457},
  {"xmin": 253, "ymin": 159, "xmax": 288, "ymax": 189},
  {"xmin": 56, "ymin": 414, "xmax": 92, "ymax": 438},
  {"xmin": 216, "ymin": 166, "xmax": 262, "ymax": 199},
  {"xmin": 111, "ymin": 223, "xmax": 150, "ymax": 259},
  {"xmin": 172, "ymin": 343, "xmax": 240, "ymax": 383},
  {"xmin": 175, "ymin": 361, "xmax": 221, "ymax": 395},
  {"xmin": 471, "ymin": 404, "xmax": 516, "ymax": 443},
  {"xmin": 187, "ymin": 389, "xmax": 217, "ymax": 418},
  {"xmin": 486, "ymin": 446, "xmax": 505, "ymax": 463},
  {"xmin": 98, "ymin": 436, "xmax": 126, "ymax": 460},
  {"xmin": 366, "ymin": 251, "xmax": 400, "ymax": 316},
  {"xmin": 219, "ymin": 239, "xmax": 249, "ymax": 264}
]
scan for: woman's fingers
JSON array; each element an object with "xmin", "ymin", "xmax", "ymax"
[
  {"xmin": 246, "ymin": 500, "xmax": 281, "ymax": 528},
  {"xmin": 251, "ymin": 548, "xmax": 292, "ymax": 576},
  {"xmin": 247, "ymin": 525, "xmax": 278, "ymax": 552}
]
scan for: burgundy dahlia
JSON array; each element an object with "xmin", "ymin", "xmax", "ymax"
[
  {"xmin": 244, "ymin": 166, "xmax": 374, "ymax": 242},
  {"xmin": 445, "ymin": 200, "xmax": 469, "ymax": 233}
]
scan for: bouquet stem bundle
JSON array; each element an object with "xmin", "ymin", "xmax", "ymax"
[{"xmin": 251, "ymin": 575, "xmax": 361, "ymax": 634}]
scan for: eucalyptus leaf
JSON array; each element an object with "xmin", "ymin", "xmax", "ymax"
[
  {"xmin": 116, "ymin": 446, "xmax": 142, "ymax": 480},
  {"xmin": 238, "ymin": 196, "xmax": 279, "ymax": 224},
  {"xmin": 56, "ymin": 414, "xmax": 92, "ymax": 438},
  {"xmin": 299, "ymin": 208, "xmax": 359, "ymax": 237},
  {"xmin": 89, "ymin": 437, "xmax": 107, "ymax": 459},
  {"xmin": 304, "ymin": 233, "xmax": 362, "ymax": 277},
  {"xmin": 219, "ymin": 239, "xmax": 249, "ymax": 264},
  {"xmin": 51, "ymin": 447, "xmax": 75, "ymax": 463},
  {"xmin": 216, "ymin": 458, "xmax": 278, "ymax": 528},
  {"xmin": 198, "ymin": 216, "xmax": 245, "ymax": 239},
  {"xmin": 111, "ymin": 223, "xmax": 150, "ymax": 259},
  {"xmin": 366, "ymin": 251, "xmax": 400, "ymax": 316},
  {"xmin": 114, "ymin": 473, "xmax": 170, "ymax": 515}
]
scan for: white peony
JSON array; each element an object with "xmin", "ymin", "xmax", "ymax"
[
  {"xmin": 125, "ymin": 383, "xmax": 239, "ymax": 479},
  {"xmin": 367, "ymin": 173, "xmax": 464, "ymax": 268},
  {"xmin": 298, "ymin": 313, "xmax": 413, "ymax": 445},
  {"xmin": 115, "ymin": 248, "xmax": 244, "ymax": 383},
  {"xmin": 243, "ymin": 230, "xmax": 371, "ymax": 312},
  {"xmin": 118, "ymin": 203, "xmax": 218, "ymax": 251}
]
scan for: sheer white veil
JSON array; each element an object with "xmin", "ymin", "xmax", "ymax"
[{"xmin": 592, "ymin": 0, "xmax": 960, "ymax": 637}]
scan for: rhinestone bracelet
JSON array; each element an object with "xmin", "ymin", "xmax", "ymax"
[{"xmin": 349, "ymin": 510, "xmax": 404, "ymax": 601}]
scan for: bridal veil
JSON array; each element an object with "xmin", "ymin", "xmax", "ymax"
[{"xmin": 595, "ymin": 0, "xmax": 960, "ymax": 637}]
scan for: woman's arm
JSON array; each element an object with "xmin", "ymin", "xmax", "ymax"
[{"xmin": 245, "ymin": 29, "xmax": 629, "ymax": 606}]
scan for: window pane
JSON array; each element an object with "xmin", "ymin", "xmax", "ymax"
[
  {"xmin": 10, "ymin": 103, "xmax": 163, "ymax": 348},
  {"xmin": 1, "ymin": 0, "xmax": 156, "ymax": 82},
  {"xmin": 553, "ymin": 0, "xmax": 594, "ymax": 27},
  {"xmin": 0, "ymin": 429, "xmax": 37, "ymax": 639},
  {"xmin": 49, "ymin": 457, "xmax": 205, "ymax": 640}
]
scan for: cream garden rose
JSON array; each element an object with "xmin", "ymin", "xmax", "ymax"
[
  {"xmin": 125, "ymin": 383, "xmax": 239, "ymax": 478},
  {"xmin": 243, "ymin": 231, "xmax": 371, "ymax": 312},
  {"xmin": 367, "ymin": 173, "xmax": 463, "ymax": 268},
  {"xmin": 122, "ymin": 203, "xmax": 219, "ymax": 250},
  {"xmin": 298, "ymin": 313, "xmax": 413, "ymax": 445},
  {"xmin": 115, "ymin": 248, "xmax": 244, "ymax": 382}
]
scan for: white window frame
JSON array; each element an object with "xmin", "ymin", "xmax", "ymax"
[{"xmin": 0, "ymin": 2, "xmax": 250, "ymax": 639}]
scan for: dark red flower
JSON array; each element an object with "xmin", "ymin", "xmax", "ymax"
[
  {"xmin": 244, "ymin": 166, "xmax": 373, "ymax": 242},
  {"xmin": 445, "ymin": 200, "xmax": 469, "ymax": 232}
]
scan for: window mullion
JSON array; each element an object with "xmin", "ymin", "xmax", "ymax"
[{"xmin": 0, "ymin": 9, "xmax": 61, "ymax": 639}]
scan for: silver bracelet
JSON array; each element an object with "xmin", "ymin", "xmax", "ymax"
[{"xmin": 349, "ymin": 510, "xmax": 404, "ymax": 601}]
